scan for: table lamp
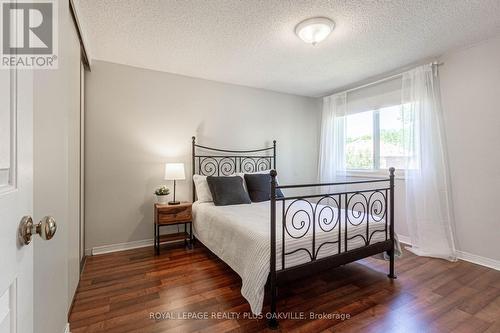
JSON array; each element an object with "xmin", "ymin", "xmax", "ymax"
[{"xmin": 164, "ymin": 163, "xmax": 185, "ymax": 205}]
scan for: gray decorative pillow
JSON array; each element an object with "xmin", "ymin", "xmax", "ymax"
[
  {"xmin": 244, "ymin": 173, "xmax": 284, "ymax": 202},
  {"xmin": 206, "ymin": 176, "xmax": 252, "ymax": 206}
]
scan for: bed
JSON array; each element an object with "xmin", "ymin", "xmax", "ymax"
[{"xmin": 191, "ymin": 137, "xmax": 396, "ymax": 328}]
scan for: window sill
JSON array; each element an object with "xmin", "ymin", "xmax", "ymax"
[{"xmin": 345, "ymin": 169, "xmax": 405, "ymax": 180}]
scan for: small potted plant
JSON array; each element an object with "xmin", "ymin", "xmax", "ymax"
[{"xmin": 154, "ymin": 185, "xmax": 170, "ymax": 204}]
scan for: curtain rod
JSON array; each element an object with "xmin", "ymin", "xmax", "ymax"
[{"xmin": 329, "ymin": 61, "xmax": 444, "ymax": 96}]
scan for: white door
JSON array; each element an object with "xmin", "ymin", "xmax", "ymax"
[
  {"xmin": 0, "ymin": 65, "xmax": 34, "ymax": 333},
  {"xmin": 1, "ymin": 3, "xmax": 59, "ymax": 331}
]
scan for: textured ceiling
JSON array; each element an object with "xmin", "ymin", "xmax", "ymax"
[{"xmin": 75, "ymin": 0, "xmax": 500, "ymax": 97}]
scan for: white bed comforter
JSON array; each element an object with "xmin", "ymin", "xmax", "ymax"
[{"xmin": 192, "ymin": 200, "xmax": 387, "ymax": 314}]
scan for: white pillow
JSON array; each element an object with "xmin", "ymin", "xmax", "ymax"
[{"xmin": 193, "ymin": 175, "xmax": 213, "ymax": 202}]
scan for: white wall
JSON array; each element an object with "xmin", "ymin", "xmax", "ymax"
[
  {"xmin": 33, "ymin": 1, "xmax": 82, "ymax": 332},
  {"xmin": 438, "ymin": 36, "xmax": 500, "ymax": 261},
  {"xmin": 84, "ymin": 60, "xmax": 321, "ymax": 250},
  {"xmin": 394, "ymin": 35, "xmax": 500, "ymax": 263}
]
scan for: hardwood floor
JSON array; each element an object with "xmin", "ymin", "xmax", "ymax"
[{"xmin": 69, "ymin": 243, "xmax": 500, "ymax": 333}]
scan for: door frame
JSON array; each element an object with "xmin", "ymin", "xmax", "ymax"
[{"xmin": 69, "ymin": 0, "xmax": 90, "ymax": 272}]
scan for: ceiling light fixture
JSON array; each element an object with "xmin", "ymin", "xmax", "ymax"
[{"xmin": 295, "ymin": 17, "xmax": 335, "ymax": 46}]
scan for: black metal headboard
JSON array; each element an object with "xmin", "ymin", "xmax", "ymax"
[{"xmin": 191, "ymin": 136, "xmax": 276, "ymax": 201}]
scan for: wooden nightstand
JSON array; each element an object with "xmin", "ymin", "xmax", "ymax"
[{"xmin": 154, "ymin": 202, "xmax": 193, "ymax": 255}]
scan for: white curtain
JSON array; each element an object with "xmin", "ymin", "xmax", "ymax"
[
  {"xmin": 318, "ymin": 92, "xmax": 347, "ymax": 183},
  {"xmin": 402, "ymin": 64, "xmax": 457, "ymax": 261}
]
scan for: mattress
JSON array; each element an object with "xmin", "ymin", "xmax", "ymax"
[{"xmin": 192, "ymin": 200, "xmax": 387, "ymax": 315}]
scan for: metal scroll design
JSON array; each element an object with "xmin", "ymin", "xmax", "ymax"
[
  {"xmin": 282, "ymin": 199, "xmax": 314, "ymax": 262},
  {"xmin": 281, "ymin": 189, "xmax": 388, "ymax": 269},
  {"xmin": 281, "ymin": 195, "xmax": 341, "ymax": 267},
  {"xmin": 199, "ymin": 157, "xmax": 236, "ymax": 176},
  {"xmin": 197, "ymin": 156, "xmax": 272, "ymax": 176},
  {"xmin": 344, "ymin": 190, "xmax": 388, "ymax": 249},
  {"xmin": 240, "ymin": 157, "xmax": 272, "ymax": 173},
  {"xmin": 367, "ymin": 190, "xmax": 388, "ymax": 243},
  {"xmin": 345, "ymin": 192, "xmax": 369, "ymax": 246},
  {"xmin": 314, "ymin": 196, "xmax": 342, "ymax": 258}
]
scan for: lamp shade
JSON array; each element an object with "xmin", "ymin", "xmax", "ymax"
[{"xmin": 164, "ymin": 163, "xmax": 185, "ymax": 180}]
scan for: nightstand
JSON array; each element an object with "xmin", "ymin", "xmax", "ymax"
[{"xmin": 154, "ymin": 202, "xmax": 193, "ymax": 255}]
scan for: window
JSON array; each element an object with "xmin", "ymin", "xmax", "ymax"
[
  {"xmin": 346, "ymin": 105, "xmax": 407, "ymax": 171},
  {"xmin": 346, "ymin": 110, "xmax": 373, "ymax": 169}
]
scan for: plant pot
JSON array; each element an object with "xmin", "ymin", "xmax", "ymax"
[{"xmin": 156, "ymin": 195, "xmax": 168, "ymax": 204}]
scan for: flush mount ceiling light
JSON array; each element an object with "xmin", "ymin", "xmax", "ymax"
[{"xmin": 295, "ymin": 17, "xmax": 335, "ymax": 45}]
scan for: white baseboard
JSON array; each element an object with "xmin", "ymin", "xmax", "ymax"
[
  {"xmin": 90, "ymin": 239, "xmax": 153, "ymax": 255},
  {"xmin": 397, "ymin": 234, "xmax": 412, "ymax": 245},
  {"xmin": 456, "ymin": 250, "xmax": 500, "ymax": 271},
  {"xmin": 397, "ymin": 233, "xmax": 499, "ymax": 271},
  {"xmin": 63, "ymin": 323, "xmax": 70, "ymax": 333}
]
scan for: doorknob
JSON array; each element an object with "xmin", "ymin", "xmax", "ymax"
[{"xmin": 19, "ymin": 216, "xmax": 57, "ymax": 245}]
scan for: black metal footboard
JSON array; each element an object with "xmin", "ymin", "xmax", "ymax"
[{"xmin": 267, "ymin": 168, "xmax": 396, "ymax": 329}]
